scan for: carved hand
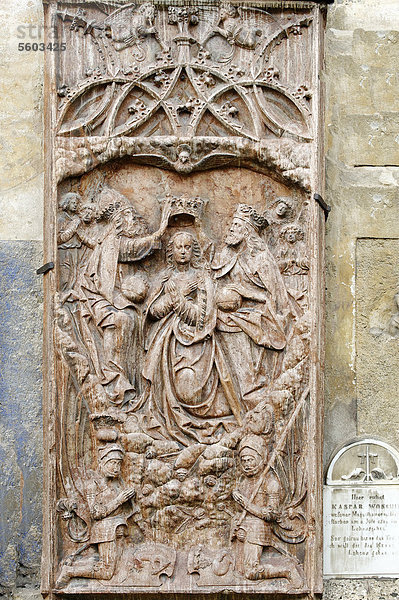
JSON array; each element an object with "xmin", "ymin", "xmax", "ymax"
[
  {"xmin": 181, "ymin": 279, "xmax": 198, "ymax": 297},
  {"xmin": 262, "ymin": 507, "xmax": 279, "ymax": 521},
  {"xmin": 167, "ymin": 280, "xmax": 180, "ymax": 306},
  {"xmin": 58, "ymin": 217, "xmax": 81, "ymax": 243},
  {"xmin": 70, "ymin": 217, "xmax": 81, "ymax": 230},
  {"xmin": 232, "ymin": 490, "xmax": 247, "ymax": 508},
  {"xmin": 261, "ymin": 508, "xmax": 273, "ymax": 521},
  {"xmin": 117, "ymin": 486, "xmax": 136, "ymax": 505}
]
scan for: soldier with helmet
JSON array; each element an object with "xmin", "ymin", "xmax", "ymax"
[
  {"xmin": 231, "ymin": 434, "xmax": 301, "ymax": 586},
  {"xmin": 56, "ymin": 443, "xmax": 137, "ymax": 587}
]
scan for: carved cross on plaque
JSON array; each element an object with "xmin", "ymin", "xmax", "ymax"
[
  {"xmin": 41, "ymin": 1, "xmax": 327, "ymax": 598},
  {"xmin": 358, "ymin": 446, "xmax": 379, "ymax": 482}
]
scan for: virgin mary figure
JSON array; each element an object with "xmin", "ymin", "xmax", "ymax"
[{"xmin": 142, "ymin": 231, "xmax": 243, "ymax": 446}]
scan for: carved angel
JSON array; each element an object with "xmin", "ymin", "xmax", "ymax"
[
  {"xmin": 207, "ymin": 3, "xmax": 263, "ymax": 51},
  {"xmin": 104, "ymin": 3, "xmax": 164, "ymax": 55},
  {"xmin": 58, "ymin": 193, "xmax": 82, "ymax": 299},
  {"xmin": 128, "ymin": 145, "xmax": 237, "ymax": 174}
]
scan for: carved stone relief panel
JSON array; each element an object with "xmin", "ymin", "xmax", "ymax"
[{"xmin": 42, "ymin": 1, "xmax": 326, "ymax": 597}]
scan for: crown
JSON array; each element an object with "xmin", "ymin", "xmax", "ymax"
[
  {"xmin": 97, "ymin": 187, "xmax": 133, "ymax": 221},
  {"xmin": 159, "ymin": 193, "xmax": 207, "ymax": 219},
  {"xmin": 233, "ymin": 204, "xmax": 268, "ymax": 232}
]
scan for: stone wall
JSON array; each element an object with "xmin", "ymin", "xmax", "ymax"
[
  {"xmin": 0, "ymin": 0, "xmax": 399, "ymax": 598},
  {"xmin": 0, "ymin": 1, "xmax": 44, "ymax": 598},
  {"xmin": 323, "ymin": 0, "xmax": 399, "ymax": 595}
]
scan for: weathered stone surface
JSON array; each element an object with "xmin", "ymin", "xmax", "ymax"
[
  {"xmin": 324, "ymin": 0, "xmax": 399, "ymax": 472},
  {"xmin": 325, "ymin": 16, "xmax": 399, "ymax": 168},
  {"xmin": 1, "ymin": 0, "xmax": 399, "ymax": 597},
  {"xmin": 0, "ymin": 241, "xmax": 43, "ymax": 597},
  {"xmin": 367, "ymin": 578, "xmax": 399, "ymax": 599},
  {"xmin": 0, "ymin": 3, "xmax": 44, "ymax": 597},
  {"xmin": 324, "ymin": 163, "xmax": 399, "ymax": 462},
  {"xmin": 327, "ymin": 0, "xmax": 399, "ymax": 31},
  {"xmin": 41, "ymin": 2, "xmax": 325, "ymax": 596},
  {"xmin": 323, "ymin": 399, "xmax": 357, "ymax": 468},
  {"xmin": 324, "ymin": 578, "xmax": 399, "ymax": 600},
  {"xmin": 356, "ymin": 239, "xmax": 399, "ymax": 446},
  {"xmin": 13, "ymin": 591, "xmax": 42, "ymax": 600},
  {"xmin": 336, "ymin": 113, "xmax": 399, "ymax": 166},
  {"xmin": 0, "ymin": 1, "xmax": 44, "ymax": 241},
  {"xmin": 324, "ymin": 579, "xmax": 374, "ymax": 600}
]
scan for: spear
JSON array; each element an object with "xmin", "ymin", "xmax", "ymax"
[{"xmin": 234, "ymin": 386, "xmax": 310, "ymax": 529}]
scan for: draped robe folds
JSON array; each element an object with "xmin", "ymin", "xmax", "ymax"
[
  {"xmin": 76, "ymin": 225, "xmax": 159, "ymax": 405},
  {"xmin": 58, "ymin": 211, "xmax": 82, "ymax": 295},
  {"xmin": 212, "ymin": 245, "xmax": 291, "ymax": 408},
  {"xmin": 142, "ymin": 267, "xmax": 242, "ymax": 446}
]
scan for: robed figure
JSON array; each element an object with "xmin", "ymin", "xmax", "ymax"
[
  {"xmin": 76, "ymin": 187, "xmax": 170, "ymax": 406},
  {"xmin": 142, "ymin": 231, "xmax": 243, "ymax": 446},
  {"xmin": 212, "ymin": 204, "xmax": 291, "ymax": 409}
]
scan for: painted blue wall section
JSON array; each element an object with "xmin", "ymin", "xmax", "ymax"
[{"xmin": 0, "ymin": 242, "xmax": 43, "ymax": 596}]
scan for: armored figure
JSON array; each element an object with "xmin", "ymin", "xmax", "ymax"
[
  {"xmin": 56, "ymin": 443, "xmax": 137, "ymax": 587},
  {"xmin": 232, "ymin": 435, "xmax": 302, "ymax": 586}
]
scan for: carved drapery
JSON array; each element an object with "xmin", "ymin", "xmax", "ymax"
[{"xmin": 42, "ymin": 1, "xmax": 326, "ymax": 598}]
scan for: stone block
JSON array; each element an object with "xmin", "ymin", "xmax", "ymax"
[
  {"xmin": 326, "ymin": 59, "xmax": 399, "ymax": 117},
  {"xmin": 323, "ymin": 398, "xmax": 357, "ymax": 468},
  {"xmin": 13, "ymin": 590, "xmax": 42, "ymax": 600},
  {"xmin": 367, "ymin": 578, "xmax": 399, "ymax": 599},
  {"xmin": 334, "ymin": 113, "xmax": 399, "ymax": 166},
  {"xmin": 324, "ymin": 579, "xmax": 374, "ymax": 600},
  {"xmin": 0, "ymin": 0, "xmax": 43, "ymax": 241},
  {"xmin": 0, "ymin": 241, "xmax": 43, "ymax": 594},
  {"xmin": 352, "ymin": 29, "xmax": 399, "ymax": 69},
  {"xmin": 0, "ymin": 175, "xmax": 44, "ymax": 242},
  {"xmin": 327, "ymin": 1, "xmax": 399, "ymax": 32},
  {"xmin": 324, "ymin": 578, "xmax": 399, "ymax": 600},
  {"xmin": 356, "ymin": 238, "xmax": 399, "ymax": 447}
]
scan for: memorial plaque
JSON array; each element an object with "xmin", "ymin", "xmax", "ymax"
[
  {"xmin": 41, "ymin": 1, "xmax": 327, "ymax": 598},
  {"xmin": 324, "ymin": 439, "xmax": 399, "ymax": 577}
]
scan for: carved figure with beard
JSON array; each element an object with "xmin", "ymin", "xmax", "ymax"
[
  {"xmin": 212, "ymin": 204, "xmax": 291, "ymax": 409},
  {"xmin": 77, "ymin": 187, "xmax": 170, "ymax": 407}
]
